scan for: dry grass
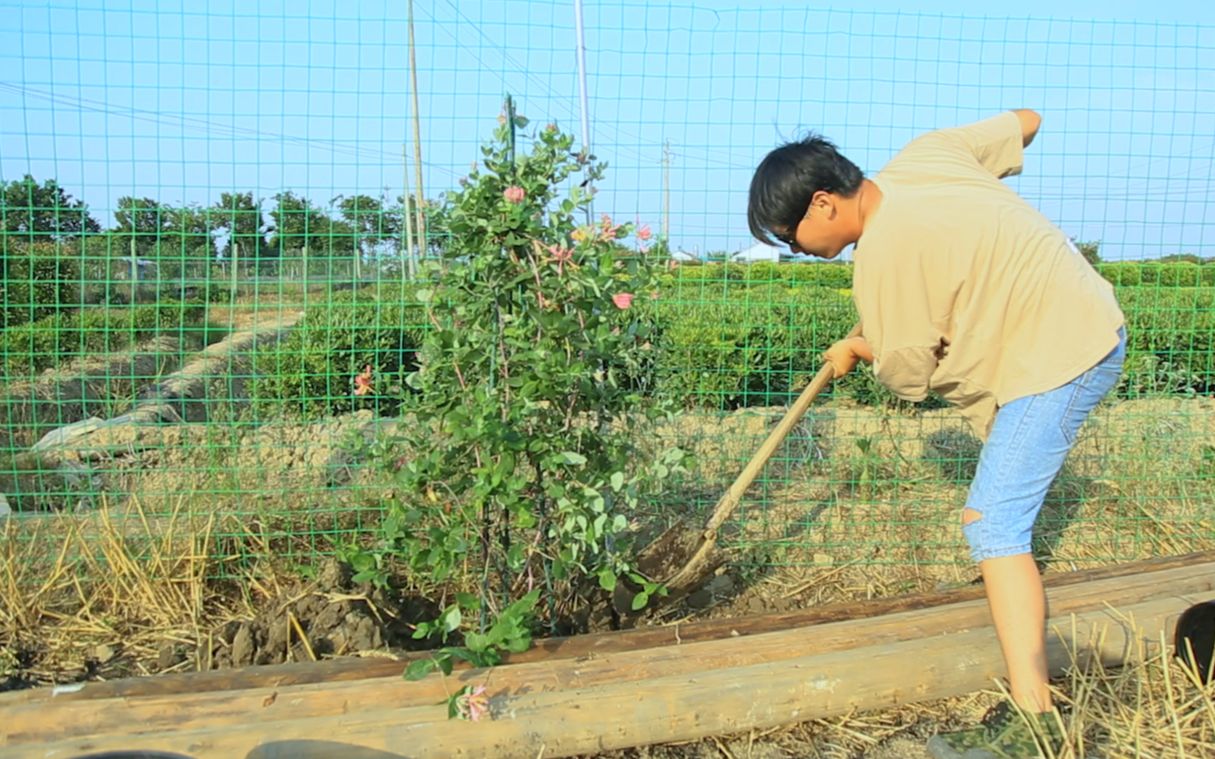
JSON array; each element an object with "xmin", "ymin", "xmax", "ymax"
[
  {"xmin": 655, "ymin": 396, "xmax": 1215, "ymax": 605},
  {"xmin": 0, "ymin": 497, "xmax": 261, "ymax": 684}
]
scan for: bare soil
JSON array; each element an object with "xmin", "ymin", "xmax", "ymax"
[{"xmin": 198, "ymin": 558, "xmax": 439, "ymax": 671}]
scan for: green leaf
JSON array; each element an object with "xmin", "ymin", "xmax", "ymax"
[
  {"xmin": 404, "ymin": 658, "xmax": 437, "ymax": 681},
  {"xmin": 610, "ymin": 472, "xmax": 624, "ymax": 492},
  {"xmin": 465, "ymin": 632, "xmax": 488, "ymax": 651},
  {"xmin": 436, "ymin": 652, "xmax": 455, "ymax": 676},
  {"xmin": 631, "ymin": 591, "xmax": 649, "ymax": 611},
  {"xmin": 558, "ymin": 451, "xmax": 587, "ymax": 466},
  {"xmin": 446, "ymin": 647, "xmax": 491, "ymax": 669},
  {"xmin": 504, "ymin": 635, "xmax": 533, "ymax": 654},
  {"xmin": 598, "ymin": 568, "xmax": 617, "ymax": 592},
  {"xmin": 440, "ymin": 605, "xmax": 463, "ymax": 633},
  {"xmin": 415, "ymin": 288, "xmax": 433, "ymax": 303},
  {"xmin": 506, "ymin": 543, "xmax": 526, "ymax": 570}
]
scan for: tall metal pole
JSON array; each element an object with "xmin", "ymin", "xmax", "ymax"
[
  {"xmin": 573, "ymin": 0, "xmax": 592, "ymax": 157},
  {"xmin": 402, "ymin": 142, "xmax": 417, "ymax": 279},
  {"xmin": 574, "ymin": 0, "xmax": 593, "ymax": 220},
  {"xmin": 662, "ymin": 141, "xmax": 671, "ymax": 242},
  {"xmin": 407, "ymin": 0, "xmax": 426, "ymax": 263}
]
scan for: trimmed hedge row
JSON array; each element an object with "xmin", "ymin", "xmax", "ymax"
[
  {"xmin": 248, "ymin": 286, "xmax": 429, "ymax": 417},
  {"xmin": 0, "ymin": 300, "xmax": 209, "ymax": 378},
  {"xmin": 1119, "ymin": 286, "xmax": 1215, "ymax": 396},
  {"xmin": 645, "ymin": 286, "xmax": 855, "ymax": 407},
  {"xmin": 665, "ymin": 260, "xmax": 1215, "ymax": 289},
  {"xmin": 245, "ymin": 282, "xmax": 1211, "ymax": 417},
  {"xmin": 1096, "ymin": 261, "xmax": 1215, "ymax": 287},
  {"xmin": 666, "ymin": 261, "xmax": 853, "ymax": 289},
  {"xmin": 643, "ymin": 284, "xmax": 1213, "ymax": 409}
]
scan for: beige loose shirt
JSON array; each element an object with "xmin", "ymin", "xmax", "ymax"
[{"xmin": 853, "ymin": 111, "xmax": 1125, "ymax": 440}]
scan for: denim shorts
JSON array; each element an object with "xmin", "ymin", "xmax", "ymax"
[{"xmin": 962, "ymin": 328, "xmax": 1126, "ymax": 563}]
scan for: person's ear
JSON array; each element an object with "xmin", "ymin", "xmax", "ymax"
[{"xmin": 810, "ymin": 190, "xmax": 837, "ymax": 219}]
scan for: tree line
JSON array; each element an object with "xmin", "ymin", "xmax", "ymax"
[{"xmin": 0, "ymin": 175, "xmax": 441, "ymax": 279}]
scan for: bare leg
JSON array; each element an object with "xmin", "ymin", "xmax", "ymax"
[{"xmin": 964, "ymin": 509, "xmax": 1052, "ymax": 712}]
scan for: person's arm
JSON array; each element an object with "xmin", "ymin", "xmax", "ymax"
[
  {"xmin": 824, "ymin": 336, "xmax": 874, "ymax": 378},
  {"xmin": 1012, "ymin": 108, "xmax": 1042, "ymax": 148},
  {"xmin": 915, "ymin": 110, "xmax": 1030, "ymax": 179},
  {"xmin": 825, "ymin": 336, "xmax": 939, "ymax": 401}
]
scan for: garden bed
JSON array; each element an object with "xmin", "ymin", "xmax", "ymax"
[{"xmin": 0, "ymin": 310, "xmax": 303, "ymax": 513}]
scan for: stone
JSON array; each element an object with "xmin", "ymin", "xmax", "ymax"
[
  {"xmin": 231, "ymin": 623, "xmax": 256, "ymax": 667},
  {"xmin": 157, "ymin": 642, "xmax": 184, "ymax": 670},
  {"xmin": 705, "ymin": 574, "xmax": 737, "ymax": 597},
  {"xmin": 686, "ymin": 589, "xmax": 714, "ymax": 609}
]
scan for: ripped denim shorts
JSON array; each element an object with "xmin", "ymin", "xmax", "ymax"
[{"xmin": 962, "ymin": 328, "xmax": 1126, "ymax": 563}]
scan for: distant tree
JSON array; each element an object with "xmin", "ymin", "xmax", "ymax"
[
  {"xmin": 161, "ymin": 204, "xmax": 218, "ymax": 279},
  {"xmin": 0, "ymin": 177, "xmax": 96, "ymax": 316},
  {"xmin": 1072, "ymin": 239, "xmax": 1101, "ymax": 265},
  {"xmin": 211, "ymin": 192, "xmax": 272, "ymax": 273},
  {"xmin": 0, "ymin": 175, "xmax": 100, "ymax": 244},
  {"xmin": 337, "ymin": 193, "xmax": 388, "ymax": 263},
  {"xmin": 1159, "ymin": 252, "xmax": 1204, "ymax": 265},
  {"xmin": 113, "ymin": 196, "xmax": 169, "ymax": 254},
  {"xmin": 267, "ymin": 191, "xmax": 358, "ymax": 277},
  {"xmin": 380, "ymin": 193, "xmax": 448, "ymax": 260}
]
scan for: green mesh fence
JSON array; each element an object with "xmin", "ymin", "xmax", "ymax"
[{"xmin": 1, "ymin": 2, "xmax": 1212, "ymax": 582}]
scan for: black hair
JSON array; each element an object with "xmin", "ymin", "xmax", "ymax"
[{"xmin": 747, "ymin": 134, "xmax": 864, "ymax": 245}]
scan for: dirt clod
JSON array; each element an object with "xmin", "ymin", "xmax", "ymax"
[
  {"xmin": 203, "ymin": 559, "xmax": 437, "ymax": 670},
  {"xmin": 156, "ymin": 642, "xmax": 185, "ymax": 670}
]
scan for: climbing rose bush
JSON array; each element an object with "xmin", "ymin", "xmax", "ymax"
[{"xmin": 352, "ymin": 102, "xmax": 687, "ymax": 669}]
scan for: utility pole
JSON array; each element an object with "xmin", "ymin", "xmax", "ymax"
[
  {"xmin": 407, "ymin": 0, "xmax": 426, "ymax": 262},
  {"xmin": 129, "ymin": 235, "xmax": 138, "ymax": 303},
  {"xmin": 662, "ymin": 141, "xmax": 671, "ymax": 243},
  {"xmin": 402, "ymin": 142, "xmax": 417, "ymax": 279},
  {"xmin": 573, "ymin": 0, "xmax": 594, "ymax": 219},
  {"xmin": 573, "ymin": 0, "xmax": 592, "ymax": 155}
]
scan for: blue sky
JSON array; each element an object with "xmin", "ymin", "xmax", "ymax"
[{"xmin": 1, "ymin": 0, "xmax": 1212, "ymax": 261}]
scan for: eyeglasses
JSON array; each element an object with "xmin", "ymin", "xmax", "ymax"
[
  {"xmin": 772, "ymin": 228, "xmax": 799, "ymax": 248},
  {"xmin": 772, "ymin": 207, "xmax": 813, "ymax": 248}
]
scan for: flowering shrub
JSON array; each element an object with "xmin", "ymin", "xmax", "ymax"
[{"xmin": 349, "ymin": 99, "xmax": 687, "ymax": 684}]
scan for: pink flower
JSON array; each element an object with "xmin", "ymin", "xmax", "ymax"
[
  {"xmin": 600, "ymin": 214, "xmax": 621, "ymax": 240},
  {"xmin": 547, "ymin": 244, "xmax": 574, "ymax": 275},
  {"xmin": 503, "ymin": 186, "xmax": 526, "ymax": 204},
  {"xmin": 612, "ymin": 292, "xmax": 634, "ymax": 310},
  {"xmin": 637, "ymin": 224, "xmax": 653, "ymax": 242},
  {"xmin": 457, "ymin": 685, "xmax": 490, "ymax": 722},
  {"xmin": 650, "ymin": 290, "xmax": 659, "ymax": 300},
  {"xmin": 545, "ymin": 123, "xmax": 558, "ymax": 133}
]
